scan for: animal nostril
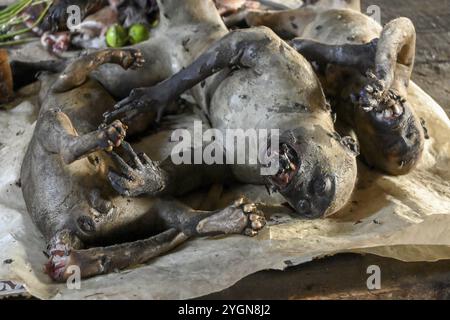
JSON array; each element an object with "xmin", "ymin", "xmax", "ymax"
[{"xmin": 297, "ymin": 199, "xmax": 311, "ymax": 214}]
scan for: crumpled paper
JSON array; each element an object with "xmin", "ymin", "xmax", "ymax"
[{"xmin": 0, "ymin": 81, "xmax": 449, "ymax": 299}]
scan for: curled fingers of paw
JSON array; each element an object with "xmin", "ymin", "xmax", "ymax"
[
  {"xmin": 107, "ymin": 170, "xmax": 131, "ymax": 196},
  {"xmin": 233, "ymin": 198, "xmax": 266, "ymax": 236},
  {"xmin": 107, "ymin": 170, "xmax": 133, "ymax": 196},
  {"xmin": 111, "ymin": 146, "xmax": 166, "ymax": 195},
  {"xmin": 356, "ymin": 72, "xmax": 388, "ymax": 112},
  {"xmin": 121, "ymin": 49, "xmax": 146, "ymax": 70},
  {"xmin": 107, "ymin": 168, "xmax": 146, "ymax": 197},
  {"xmin": 130, "ymin": 49, "xmax": 145, "ymax": 69},
  {"xmin": 243, "ymin": 207, "xmax": 266, "ymax": 236},
  {"xmin": 120, "ymin": 141, "xmax": 143, "ymax": 168},
  {"xmin": 121, "ymin": 142, "xmax": 162, "ymax": 173},
  {"xmin": 104, "ymin": 89, "xmax": 148, "ymax": 121},
  {"xmin": 98, "ymin": 120, "xmax": 127, "ymax": 150},
  {"xmin": 138, "ymin": 152, "xmax": 163, "ymax": 174},
  {"xmin": 107, "ymin": 86, "xmax": 166, "ymax": 123},
  {"xmin": 109, "ymin": 151, "xmax": 133, "ymax": 177}
]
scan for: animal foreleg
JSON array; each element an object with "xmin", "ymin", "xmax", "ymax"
[
  {"xmin": 289, "ymin": 38, "xmax": 378, "ymax": 73},
  {"xmin": 104, "ymin": 28, "xmax": 273, "ymax": 122},
  {"xmin": 372, "ymin": 17, "xmax": 416, "ymax": 97},
  {"xmin": 46, "ymin": 198, "xmax": 265, "ymax": 281},
  {"xmin": 37, "ymin": 109, "xmax": 127, "ymax": 164},
  {"xmin": 46, "ymin": 227, "xmax": 187, "ymax": 281},
  {"xmin": 52, "ymin": 48, "xmax": 145, "ymax": 92}
]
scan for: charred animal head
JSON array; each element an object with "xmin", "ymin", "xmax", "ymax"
[
  {"xmin": 353, "ymin": 89, "xmax": 425, "ymax": 175},
  {"xmin": 266, "ymin": 126, "xmax": 358, "ymax": 219}
]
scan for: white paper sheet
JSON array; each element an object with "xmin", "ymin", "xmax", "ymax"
[{"xmin": 0, "ymin": 82, "xmax": 449, "ymax": 299}]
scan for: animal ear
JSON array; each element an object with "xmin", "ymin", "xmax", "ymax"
[{"xmin": 340, "ymin": 136, "xmax": 360, "ymax": 157}]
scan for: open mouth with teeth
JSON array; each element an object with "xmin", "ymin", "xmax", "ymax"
[
  {"xmin": 268, "ymin": 143, "xmax": 300, "ymax": 190},
  {"xmin": 374, "ymin": 101, "xmax": 404, "ymax": 121},
  {"xmin": 373, "ymin": 90, "xmax": 406, "ymax": 121}
]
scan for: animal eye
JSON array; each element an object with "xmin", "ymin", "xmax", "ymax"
[
  {"xmin": 297, "ymin": 199, "xmax": 311, "ymax": 214},
  {"xmin": 313, "ymin": 176, "xmax": 332, "ymax": 196}
]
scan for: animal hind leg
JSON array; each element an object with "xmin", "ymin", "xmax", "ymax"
[
  {"xmin": 52, "ymin": 48, "xmax": 145, "ymax": 93},
  {"xmin": 104, "ymin": 27, "xmax": 277, "ymax": 122},
  {"xmin": 9, "ymin": 48, "xmax": 145, "ymax": 92},
  {"xmin": 46, "ymin": 197, "xmax": 266, "ymax": 281},
  {"xmin": 371, "ymin": 17, "xmax": 416, "ymax": 99},
  {"xmin": 289, "ymin": 38, "xmax": 378, "ymax": 73},
  {"xmin": 161, "ymin": 197, "xmax": 267, "ymax": 238},
  {"xmin": 45, "ymin": 227, "xmax": 187, "ymax": 281},
  {"xmin": 9, "ymin": 59, "xmax": 67, "ymax": 91},
  {"xmin": 289, "ymin": 18, "xmax": 416, "ymax": 110}
]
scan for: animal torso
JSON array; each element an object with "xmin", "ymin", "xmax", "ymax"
[
  {"xmin": 149, "ymin": 20, "xmax": 335, "ymax": 183},
  {"xmin": 21, "ymin": 73, "xmax": 225, "ymax": 241},
  {"xmin": 207, "ymin": 28, "xmax": 331, "ymax": 132},
  {"xmin": 21, "ymin": 77, "xmax": 118, "ymax": 239}
]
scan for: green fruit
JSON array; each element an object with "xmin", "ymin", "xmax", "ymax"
[
  {"xmin": 106, "ymin": 24, "xmax": 128, "ymax": 48},
  {"xmin": 128, "ymin": 23, "xmax": 150, "ymax": 45}
]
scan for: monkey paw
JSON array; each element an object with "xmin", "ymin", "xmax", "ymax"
[
  {"xmin": 196, "ymin": 197, "xmax": 267, "ymax": 237},
  {"xmin": 119, "ymin": 49, "xmax": 146, "ymax": 70},
  {"xmin": 107, "ymin": 141, "xmax": 168, "ymax": 197},
  {"xmin": 97, "ymin": 120, "xmax": 127, "ymax": 151}
]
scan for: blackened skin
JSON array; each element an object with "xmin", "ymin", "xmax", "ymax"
[
  {"xmin": 290, "ymin": 18, "xmax": 424, "ymax": 176},
  {"xmin": 103, "ymin": 25, "xmax": 359, "ymax": 220},
  {"xmin": 353, "ymin": 100, "xmax": 425, "ymax": 175},
  {"xmin": 290, "ymin": 38, "xmax": 378, "ymax": 75},
  {"xmin": 19, "ymin": 48, "xmax": 266, "ymax": 282},
  {"xmin": 243, "ymin": 8, "xmax": 425, "ymax": 176},
  {"xmin": 10, "ymin": 59, "xmax": 67, "ymax": 90}
]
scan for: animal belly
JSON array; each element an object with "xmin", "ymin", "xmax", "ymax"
[
  {"xmin": 22, "ymin": 144, "xmax": 107, "ymax": 236},
  {"xmin": 208, "ymin": 67, "xmax": 327, "ymax": 184},
  {"xmin": 209, "ymin": 67, "xmax": 324, "ymax": 131}
]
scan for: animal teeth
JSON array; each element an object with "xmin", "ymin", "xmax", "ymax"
[
  {"xmin": 107, "ymin": 207, "xmax": 114, "ymax": 216},
  {"xmin": 375, "ymin": 111, "xmax": 383, "ymax": 120},
  {"xmin": 383, "ymin": 108, "xmax": 393, "ymax": 118}
]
